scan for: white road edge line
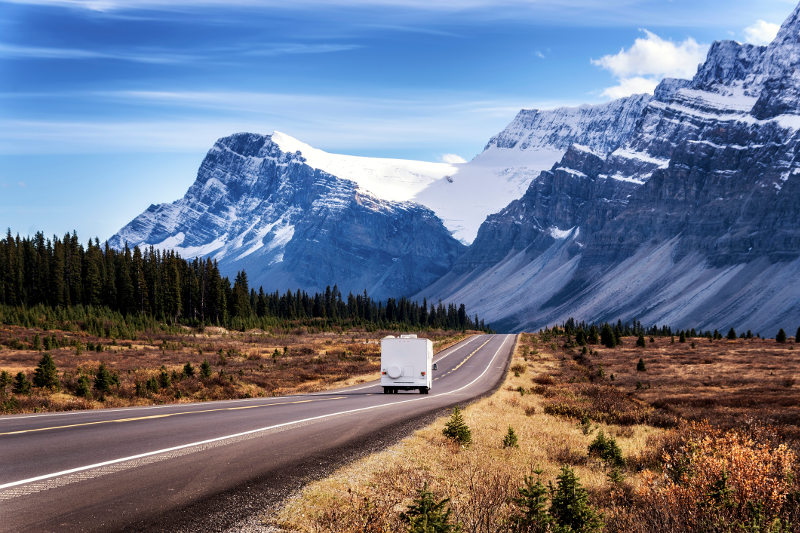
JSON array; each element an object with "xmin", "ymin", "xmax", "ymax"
[
  {"xmin": 0, "ymin": 335, "xmax": 484, "ymax": 421},
  {"xmin": 0, "ymin": 334, "xmax": 513, "ymax": 491}
]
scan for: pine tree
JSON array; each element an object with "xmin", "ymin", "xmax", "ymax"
[
  {"xmin": 183, "ymin": 361, "xmax": 195, "ymax": 378},
  {"xmin": 600, "ymin": 324, "xmax": 616, "ymax": 348},
  {"xmin": 679, "ymin": 331, "xmax": 686, "ymax": 343},
  {"xmin": 32, "ymin": 352, "xmax": 59, "ymax": 390},
  {"xmin": 777, "ymin": 328, "xmax": 787, "ymax": 343},
  {"xmin": 503, "ymin": 426, "xmax": 519, "ymax": 448},
  {"xmin": 0, "ymin": 370, "xmax": 11, "ymax": 394},
  {"xmin": 13, "ymin": 372, "xmax": 31, "ymax": 394},
  {"xmin": 442, "ymin": 406, "xmax": 471, "ymax": 446},
  {"xmin": 94, "ymin": 363, "xmax": 113, "ymax": 394},
  {"xmin": 636, "ymin": 334, "xmax": 646, "ymax": 348},
  {"xmin": 548, "ymin": 466, "xmax": 602, "ymax": 532},
  {"xmin": 726, "ymin": 328, "xmax": 737, "ymax": 340},
  {"xmin": 400, "ymin": 482, "xmax": 461, "ymax": 533},
  {"xmin": 796, "ymin": 326, "xmax": 800, "ymax": 343},
  {"xmin": 510, "ymin": 470, "xmax": 551, "ymax": 533},
  {"xmin": 200, "ymin": 359, "xmax": 211, "ymax": 379},
  {"xmin": 75, "ymin": 375, "xmax": 91, "ymax": 398}
]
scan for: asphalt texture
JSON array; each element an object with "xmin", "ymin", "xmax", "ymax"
[{"xmin": 0, "ymin": 333, "xmax": 516, "ymax": 532}]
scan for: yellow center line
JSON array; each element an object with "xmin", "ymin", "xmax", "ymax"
[
  {"xmin": 434, "ymin": 338, "xmax": 492, "ymax": 381},
  {"xmin": 0, "ymin": 396, "xmax": 347, "ymax": 437}
]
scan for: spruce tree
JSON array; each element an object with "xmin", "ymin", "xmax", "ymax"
[
  {"xmin": 777, "ymin": 328, "xmax": 787, "ymax": 343},
  {"xmin": 796, "ymin": 326, "xmax": 800, "ymax": 343},
  {"xmin": 726, "ymin": 328, "xmax": 737, "ymax": 340},
  {"xmin": 636, "ymin": 358, "xmax": 646, "ymax": 372},
  {"xmin": 636, "ymin": 334, "xmax": 646, "ymax": 348},
  {"xmin": 94, "ymin": 363, "xmax": 112, "ymax": 394},
  {"xmin": 400, "ymin": 482, "xmax": 460, "ymax": 533},
  {"xmin": 600, "ymin": 324, "xmax": 616, "ymax": 348},
  {"xmin": 548, "ymin": 466, "xmax": 602, "ymax": 532},
  {"xmin": 0, "ymin": 370, "xmax": 11, "ymax": 394},
  {"xmin": 75, "ymin": 375, "xmax": 91, "ymax": 398},
  {"xmin": 443, "ymin": 406, "xmax": 471, "ymax": 446},
  {"xmin": 32, "ymin": 352, "xmax": 59, "ymax": 390},
  {"xmin": 503, "ymin": 426, "xmax": 519, "ymax": 448},
  {"xmin": 13, "ymin": 372, "xmax": 31, "ymax": 394},
  {"xmin": 200, "ymin": 359, "xmax": 211, "ymax": 379},
  {"xmin": 510, "ymin": 471, "xmax": 551, "ymax": 533},
  {"xmin": 679, "ymin": 331, "xmax": 686, "ymax": 343}
]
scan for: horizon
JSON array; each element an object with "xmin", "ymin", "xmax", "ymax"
[{"xmin": 0, "ymin": 0, "xmax": 797, "ymax": 240}]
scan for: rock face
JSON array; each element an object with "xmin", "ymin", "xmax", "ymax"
[
  {"xmin": 419, "ymin": 4, "xmax": 800, "ymax": 334},
  {"xmin": 415, "ymin": 94, "xmax": 651, "ymax": 243},
  {"xmin": 110, "ymin": 133, "xmax": 464, "ymax": 299}
]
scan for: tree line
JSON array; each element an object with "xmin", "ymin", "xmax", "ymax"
[{"xmin": 0, "ymin": 231, "xmax": 488, "ymax": 332}]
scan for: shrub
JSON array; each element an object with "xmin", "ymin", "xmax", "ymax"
[
  {"xmin": 638, "ymin": 423, "xmax": 797, "ymax": 530},
  {"xmin": 400, "ymin": 482, "xmax": 460, "ymax": 533},
  {"xmin": 588, "ymin": 430, "xmax": 625, "ymax": 468},
  {"xmin": 13, "ymin": 372, "xmax": 31, "ymax": 394},
  {"xmin": 511, "ymin": 363, "xmax": 527, "ymax": 376},
  {"xmin": 503, "ymin": 426, "xmax": 519, "ymax": 448},
  {"xmin": 32, "ymin": 352, "xmax": 59, "ymax": 390},
  {"xmin": 777, "ymin": 329, "xmax": 787, "ymax": 343},
  {"xmin": 443, "ymin": 406, "xmax": 471, "ymax": 446},
  {"xmin": 549, "ymin": 466, "xmax": 603, "ymax": 532}
]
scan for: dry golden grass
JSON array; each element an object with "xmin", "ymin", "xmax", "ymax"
[
  {"xmin": 589, "ymin": 336, "xmax": 800, "ymax": 440},
  {"xmin": 270, "ymin": 332, "xmax": 800, "ymax": 532},
  {"xmin": 0, "ymin": 325, "xmax": 471, "ymax": 413},
  {"xmin": 271, "ymin": 333, "xmax": 662, "ymax": 532}
]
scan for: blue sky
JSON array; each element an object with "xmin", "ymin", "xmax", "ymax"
[{"xmin": 0, "ymin": 0, "xmax": 797, "ymax": 240}]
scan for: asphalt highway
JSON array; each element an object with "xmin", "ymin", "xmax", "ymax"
[{"xmin": 0, "ymin": 333, "xmax": 515, "ymax": 532}]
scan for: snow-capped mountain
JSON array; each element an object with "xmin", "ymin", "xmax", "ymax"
[
  {"xmin": 415, "ymin": 94, "xmax": 651, "ymax": 243},
  {"xmin": 419, "ymin": 3, "xmax": 800, "ymax": 333},
  {"xmin": 110, "ymin": 98, "xmax": 652, "ymax": 295},
  {"xmin": 109, "ymin": 133, "xmax": 463, "ymax": 298}
]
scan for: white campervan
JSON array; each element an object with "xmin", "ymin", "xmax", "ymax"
[{"xmin": 380, "ymin": 334, "xmax": 435, "ymax": 394}]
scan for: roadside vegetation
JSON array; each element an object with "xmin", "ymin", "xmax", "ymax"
[
  {"xmin": 0, "ymin": 229, "xmax": 489, "ymax": 414},
  {"xmin": 274, "ymin": 327, "xmax": 800, "ymax": 532},
  {"xmin": 0, "ymin": 324, "xmax": 471, "ymax": 414}
]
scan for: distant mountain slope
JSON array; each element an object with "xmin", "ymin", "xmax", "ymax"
[
  {"xmin": 109, "ymin": 133, "xmax": 463, "ymax": 299},
  {"xmin": 419, "ymin": 4, "xmax": 800, "ymax": 334}
]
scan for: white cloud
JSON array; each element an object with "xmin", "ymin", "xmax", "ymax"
[
  {"xmin": 592, "ymin": 29, "xmax": 708, "ymax": 98},
  {"xmin": 441, "ymin": 153, "xmax": 466, "ymax": 164},
  {"xmin": 599, "ymin": 76, "xmax": 659, "ymax": 99},
  {"xmin": 744, "ymin": 20, "xmax": 780, "ymax": 46}
]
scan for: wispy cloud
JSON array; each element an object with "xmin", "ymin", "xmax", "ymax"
[
  {"xmin": 0, "ymin": 41, "xmax": 360, "ymax": 63},
  {"xmin": 0, "ymin": 90, "xmax": 584, "ymax": 155},
  {"xmin": 592, "ymin": 30, "xmax": 708, "ymax": 98},
  {"xmin": 3, "ymin": 0, "xmax": 795, "ymax": 28}
]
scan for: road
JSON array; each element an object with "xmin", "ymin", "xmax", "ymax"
[{"xmin": 0, "ymin": 333, "xmax": 515, "ymax": 532}]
